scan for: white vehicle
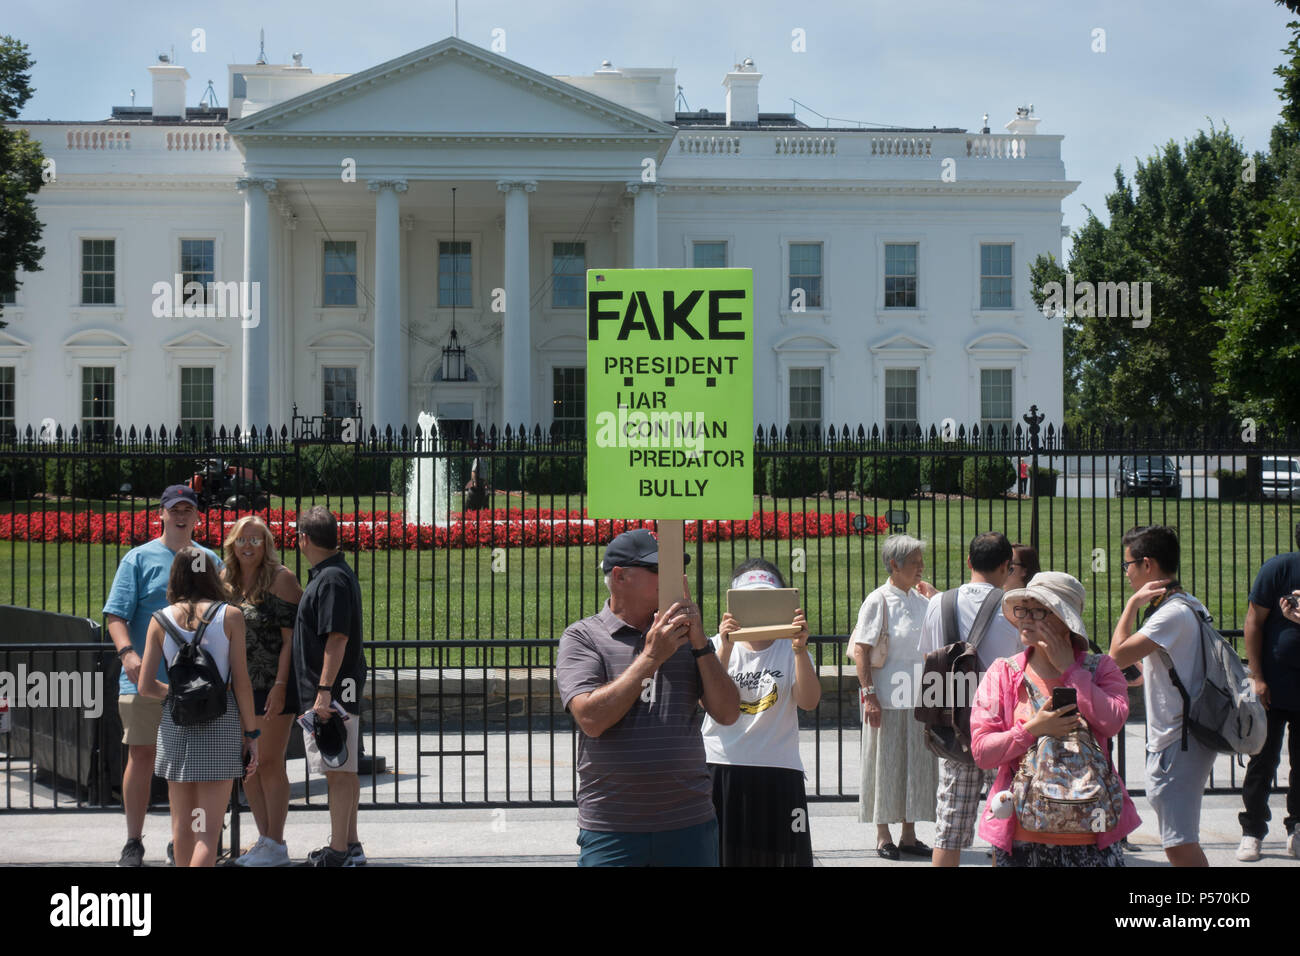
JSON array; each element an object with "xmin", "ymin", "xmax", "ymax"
[{"xmin": 1260, "ymin": 457, "xmax": 1300, "ymax": 501}]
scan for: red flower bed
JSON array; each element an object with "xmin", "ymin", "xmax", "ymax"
[{"xmin": 0, "ymin": 508, "xmax": 888, "ymax": 550}]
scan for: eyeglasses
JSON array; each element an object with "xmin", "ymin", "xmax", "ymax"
[
  {"xmin": 1010, "ymin": 605, "xmax": 1051, "ymax": 621},
  {"xmin": 235, "ymin": 536, "xmax": 264, "ymax": 547},
  {"xmin": 1120, "ymin": 557, "xmax": 1143, "ymax": 572}
]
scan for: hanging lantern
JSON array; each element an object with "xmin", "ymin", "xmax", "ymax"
[{"xmin": 442, "ymin": 327, "xmax": 466, "ymax": 382}]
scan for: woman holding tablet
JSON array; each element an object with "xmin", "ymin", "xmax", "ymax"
[{"xmin": 703, "ymin": 558, "xmax": 821, "ymax": 866}]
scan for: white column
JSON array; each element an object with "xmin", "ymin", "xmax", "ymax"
[
  {"xmin": 627, "ymin": 182, "xmax": 664, "ymax": 267},
  {"xmin": 238, "ymin": 177, "xmax": 275, "ymax": 433},
  {"xmin": 497, "ymin": 179, "xmax": 536, "ymax": 431},
  {"xmin": 368, "ymin": 178, "xmax": 408, "ymax": 435}
]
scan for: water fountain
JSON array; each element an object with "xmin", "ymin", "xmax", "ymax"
[{"xmin": 407, "ymin": 410, "xmax": 450, "ymax": 527}]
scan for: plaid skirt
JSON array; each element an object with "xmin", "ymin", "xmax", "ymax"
[{"xmin": 154, "ymin": 689, "xmax": 243, "ymax": 782}]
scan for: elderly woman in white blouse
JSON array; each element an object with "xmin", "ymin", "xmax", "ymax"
[{"xmin": 849, "ymin": 534, "xmax": 940, "ymax": 860}]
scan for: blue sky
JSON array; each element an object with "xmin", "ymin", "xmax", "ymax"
[{"xmin": 9, "ymin": 0, "xmax": 1297, "ymax": 244}]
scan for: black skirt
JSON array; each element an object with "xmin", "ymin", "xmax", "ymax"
[{"xmin": 708, "ymin": 763, "xmax": 814, "ymax": 867}]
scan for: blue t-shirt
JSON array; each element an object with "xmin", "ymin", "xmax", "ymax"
[
  {"xmin": 1248, "ymin": 551, "xmax": 1300, "ymax": 710},
  {"xmin": 102, "ymin": 538, "xmax": 224, "ymax": 695}
]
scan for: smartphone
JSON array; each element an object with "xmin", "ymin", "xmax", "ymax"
[
  {"xmin": 1282, "ymin": 594, "xmax": 1299, "ymax": 611},
  {"xmin": 1051, "ymin": 687, "xmax": 1077, "ymax": 712}
]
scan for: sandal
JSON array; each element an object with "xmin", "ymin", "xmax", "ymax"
[
  {"xmin": 876, "ymin": 842, "xmax": 901, "ymax": 861},
  {"xmin": 898, "ymin": 839, "xmax": 931, "ymax": 857}
]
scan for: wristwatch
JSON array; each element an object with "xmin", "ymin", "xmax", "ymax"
[
  {"xmin": 691, "ymin": 645, "xmax": 713, "ymax": 659},
  {"xmin": 316, "ymin": 684, "xmax": 333, "ymax": 694},
  {"xmin": 863, "ymin": 685, "xmax": 877, "ymax": 696}
]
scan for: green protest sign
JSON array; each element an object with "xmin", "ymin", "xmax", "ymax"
[{"xmin": 586, "ymin": 268, "xmax": 754, "ymax": 519}]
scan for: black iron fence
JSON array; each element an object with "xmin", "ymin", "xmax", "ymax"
[{"xmin": 0, "ymin": 408, "xmax": 1294, "ymax": 810}]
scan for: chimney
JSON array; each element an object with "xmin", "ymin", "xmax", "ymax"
[
  {"xmin": 148, "ymin": 57, "xmax": 190, "ymax": 120},
  {"xmin": 722, "ymin": 58, "xmax": 760, "ymax": 126},
  {"xmin": 1004, "ymin": 104, "xmax": 1040, "ymax": 135}
]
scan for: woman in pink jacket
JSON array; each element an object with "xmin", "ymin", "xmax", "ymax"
[{"xmin": 970, "ymin": 571, "xmax": 1141, "ymax": 866}]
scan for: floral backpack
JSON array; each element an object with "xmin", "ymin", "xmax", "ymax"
[{"xmin": 1009, "ymin": 655, "xmax": 1124, "ymax": 835}]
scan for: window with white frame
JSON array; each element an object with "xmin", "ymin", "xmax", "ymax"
[
  {"xmin": 980, "ymin": 368, "xmax": 1014, "ymax": 436},
  {"xmin": 180, "ymin": 239, "xmax": 215, "ymax": 305},
  {"xmin": 81, "ymin": 366, "xmax": 115, "ymax": 441},
  {"xmin": 552, "ymin": 242, "xmax": 586, "ymax": 308},
  {"xmin": 438, "ymin": 241, "xmax": 472, "ymax": 307},
  {"xmin": 552, "ymin": 366, "xmax": 585, "ymax": 439},
  {"xmin": 323, "ymin": 241, "xmax": 358, "ymax": 307},
  {"xmin": 788, "ymin": 242, "xmax": 823, "ymax": 309},
  {"xmin": 980, "ymin": 243, "xmax": 1013, "ymax": 309},
  {"xmin": 692, "ymin": 241, "xmax": 727, "ymax": 269},
  {"xmin": 81, "ymin": 239, "xmax": 115, "ymax": 305},
  {"xmin": 0, "ymin": 366, "xmax": 14, "ymax": 437},
  {"xmin": 788, "ymin": 368, "xmax": 823, "ymax": 439},
  {"xmin": 179, "ymin": 366, "xmax": 214, "ymax": 437},
  {"xmin": 884, "ymin": 368, "xmax": 918, "ymax": 438},
  {"xmin": 322, "ymin": 366, "xmax": 358, "ymax": 420},
  {"xmin": 884, "ymin": 243, "xmax": 918, "ymax": 308}
]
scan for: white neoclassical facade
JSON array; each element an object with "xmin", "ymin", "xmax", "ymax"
[{"xmin": 2, "ymin": 37, "xmax": 1074, "ymax": 440}]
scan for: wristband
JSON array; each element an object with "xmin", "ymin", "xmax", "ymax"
[
  {"xmin": 117, "ymin": 645, "xmax": 134, "ymax": 659},
  {"xmin": 316, "ymin": 684, "xmax": 333, "ymax": 694},
  {"xmin": 243, "ymin": 728, "xmax": 261, "ymax": 739}
]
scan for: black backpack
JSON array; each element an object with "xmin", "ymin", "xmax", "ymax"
[
  {"xmin": 913, "ymin": 586, "xmax": 1004, "ymax": 765},
  {"xmin": 153, "ymin": 602, "xmax": 227, "ymax": 726}
]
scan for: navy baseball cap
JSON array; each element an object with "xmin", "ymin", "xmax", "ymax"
[
  {"xmin": 160, "ymin": 484, "xmax": 199, "ymax": 509},
  {"xmin": 601, "ymin": 529, "xmax": 690, "ymax": 573}
]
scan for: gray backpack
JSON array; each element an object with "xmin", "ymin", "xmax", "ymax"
[{"xmin": 1156, "ymin": 593, "xmax": 1267, "ymax": 756}]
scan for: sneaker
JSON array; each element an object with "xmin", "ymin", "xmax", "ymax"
[
  {"xmin": 232, "ymin": 836, "xmax": 268, "ymax": 866},
  {"xmin": 1236, "ymin": 836, "xmax": 1262, "ymax": 862},
  {"xmin": 243, "ymin": 837, "xmax": 291, "ymax": 867},
  {"xmin": 301, "ymin": 845, "xmax": 350, "ymax": 867},
  {"xmin": 1288, "ymin": 832, "xmax": 1297, "ymax": 858},
  {"xmin": 117, "ymin": 838, "xmax": 144, "ymax": 867},
  {"xmin": 304, "ymin": 842, "xmax": 365, "ymax": 867}
]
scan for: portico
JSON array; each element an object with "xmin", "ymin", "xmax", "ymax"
[{"xmin": 226, "ymin": 36, "xmax": 675, "ymax": 434}]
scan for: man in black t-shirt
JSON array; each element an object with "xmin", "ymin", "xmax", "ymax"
[
  {"xmin": 292, "ymin": 506, "xmax": 366, "ymax": 867},
  {"xmin": 1237, "ymin": 522, "xmax": 1300, "ymax": 862}
]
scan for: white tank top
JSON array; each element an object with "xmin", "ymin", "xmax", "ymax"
[{"xmin": 161, "ymin": 602, "xmax": 231, "ymax": 683}]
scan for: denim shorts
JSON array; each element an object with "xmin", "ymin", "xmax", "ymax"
[
  {"xmin": 1146, "ymin": 737, "xmax": 1217, "ymax": 848},
  {"xmin": 576, "ymin": 818, "xmax": 719, "ymax": 867}
]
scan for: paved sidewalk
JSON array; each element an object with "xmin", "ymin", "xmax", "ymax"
[{"xmin": 1, "ymin": 794, "xmax": 1295, "ymax": 867}]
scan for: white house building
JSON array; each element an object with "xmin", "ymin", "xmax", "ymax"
[{"xmin": 2, "ymin": 36, "xmax": 1074, "ymax": 442}]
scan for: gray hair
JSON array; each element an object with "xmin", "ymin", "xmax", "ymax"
[{"xmin": 881, "ymin": 534, "xmax": 926, "ymax": 572}]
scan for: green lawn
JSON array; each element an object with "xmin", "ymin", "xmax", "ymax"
[{"xmin": 2, "ymin": 494, "xmax": 1296, "ymax": 668}]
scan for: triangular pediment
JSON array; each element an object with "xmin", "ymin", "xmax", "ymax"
[
  {"xmin": 869, "ymin": 333, "xmax": 932, "ymax": 353},
  {"xmin": 229, "ymin": 38, "xmax": 674, "ymax": 140},
  {"xmin": 161, "ymin": 330, "xmax": 230, "ymax": 351}
]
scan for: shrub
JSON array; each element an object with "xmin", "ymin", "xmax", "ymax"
[
  {"xmin": 1214, "ymin": 468, "xmax": 1249, "ymax": 500},
  {"xmin": 520, "ymin": 455, "xmax": 585, "ymax": 495},
  {"xmin": 1031, "ymin": 465, "xmax": 1060, "ymax": 497},
  {"xmin": 764, "ymin": 456, "xmax": 825, "ymax": 498},
  {"xmin": 922, "ymin": 456, "xmax": 966, "ymax": 494},
  {"xmin": 961, "ymin": 456, "xmax": 1017, "ymax": 498},
  {"xmin": 858, "ymin": 456, "xmax": 922, "ymax": 499}
]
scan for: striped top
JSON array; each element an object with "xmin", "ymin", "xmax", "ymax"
[{"xmin": 557, "ymin": 602, "xmax": 714, "ymax": 833}]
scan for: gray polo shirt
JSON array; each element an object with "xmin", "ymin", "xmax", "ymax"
[{"xmin": 557, "ymin": 601, "xmax": 714, "ymax": 833}]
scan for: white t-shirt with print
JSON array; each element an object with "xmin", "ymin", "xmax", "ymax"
[
  {"xmin": 1139, "ymin": 592, "xmax": 1209, "ymax": 753},
  {"xmin": 848, "ymin": 581, "xmax": 932, "ymax": 709},
  {"xmin": 702, "ymin": 636, "xmax": 807, "ymax": 773},
  {"xmin": 917, "ymin": 581, "xmax": 1022, "ymax": 672}
]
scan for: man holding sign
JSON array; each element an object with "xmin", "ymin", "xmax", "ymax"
[{"xmin": 557, "ymin": 529, "xmax": 740, "ymax": 866}]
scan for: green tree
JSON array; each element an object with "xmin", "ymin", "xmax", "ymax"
[
  {"xmin": 1030, "ymin": 127, "xmax": 1262, "ymax": 430},
  {"xmin": 0, "ymin": 36, "xmax": 46, "ymax": 328},
  {"xmin": 1207, "ymin": 20, "xmax": 1300, "ymax": 428}
]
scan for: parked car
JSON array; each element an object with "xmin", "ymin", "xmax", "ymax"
[
  {"xmin": 1115, "ymin": 455, "xmax": 1181, "ymax": 498},
  {"xmin": 1260, "ymin": 456, "xmax": 1300, "ymax": 501}
]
